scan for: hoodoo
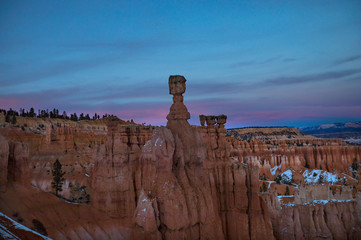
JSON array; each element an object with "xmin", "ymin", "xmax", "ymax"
[{"xmin": 132, "ymin": 75, "xmax": 275, "ymax": 239}]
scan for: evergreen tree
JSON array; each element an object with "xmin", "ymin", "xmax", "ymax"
[
  {"xmin": 285, "ymin": 186, "xmax": 290, "ymax": 195},
  {"xmin": 318, "ymin": 174, "xmax": 324, "ymax": 184},
  {"xmin": 51, "ymin": 159, "xmax": 65, "ymax": 196},
  {"xmin": 5, "ymin": 113, "xmax": 11, "ymax": 123},
  {"xmin": 29, "ymin": 107, "xmax": 35, "ymax": 118},
  {"xmin": 11, "ymin": 114, "xmax": 16, "ymax": 124},
  {"xmin": 275, "ymin": 175, "xmax": 282, "ymax": 184},
  {"xmin": 261, "ymin": 182, "xmax": 267, "ymax": 192},
  {"xmin": 70, "ymin": 113, "xmax": 78, "ymax": 121},
  {"xmin": 351, "ymin": 158, "xmax": 359, "ymax": 171},
  {"xmin": 305, "ymin": 161, "xmax": 310, "ymax": 169}
]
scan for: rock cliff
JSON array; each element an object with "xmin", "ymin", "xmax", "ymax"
[
  {"xmin": 227, "ymin": 132, "xmax": 361, "ymax": 180},
  {"xmin": 263, "ymin": 191, "xmax": 361, "ymax": 240},
  {"xmin": 0, "ymin": 75, "xmax": 360, "ymax": 239}
]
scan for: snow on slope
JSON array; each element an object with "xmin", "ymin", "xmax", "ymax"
[
  {"xmin": 0, "ymin": 212, "xmax": 52, "ymax": 240},
  {"xmin": 302, "ymin": 169, "xmax": 339, "ymax": 184},
  {"xmin": 280, "ymin": 169, "xmax": 293, "ymax": 182},
  {"xmin": 270, "ymin": 164, "xmax": 281, "ymax": 176}
]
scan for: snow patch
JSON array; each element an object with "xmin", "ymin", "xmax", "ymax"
[
  {"xmin": 345, "ymin": 138, "xmax": 361, "ymax": 145},
  {"xmin": 277, "ymin": 195, "xmax": 295, "ymax": 207},
  {"xmin": 280, "ymin": 170, "xmax": 293, "ymax": 182},
  {"xmin": 303, "ymin": 199, "xmax": 354, "ymax": 206},
  {"xmin": 277, "ymin": 198, "xmax": 354, "ymax": 208},
  {"xmin": 303, "ymin": 169, "xmax": 339, "ymax": 184},
  {"xmin": 0, "ymin": 212, "xmax": 52, "ymax": 240},
  {"xmin": 154, "ymin": 137, "xmax": 163, "ymax": 147},
  {"xmin": 271, "ymin": 164, "xmax": 281, "ymax": 176},
  {"xmin": 264, "ymin": 181, "xmax": 275, "ymax": 189},
  {"xmin": 0, "ymin": 225, "xmax": 20, "ymax": 240}
]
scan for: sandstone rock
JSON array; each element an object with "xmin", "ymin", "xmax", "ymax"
[
  {"xmin": 133, "ymin": 190, "xmax": 161, "ymax": 240},
  {"xmin": 7, "ymin": 140, "xmax": 30, "ymax": 185},
  {"xmin": 205, "ymin": 115, "xmax": 216, "ymax": 128},
  {"xmin": 0, "ymin": 112, "xmax": 5, "ymax": 124},
  {"xmin": 199, "ymin": 115, "xmax": 206, "ymax": 127},
  {"xmin": 1, "ymin": 76, "xmax": 360, "ymax": 240},
  {"xmin": 268, "ymin": 202, "xmax": 361, "ymax": 240},
  {"xmin": 216, "ymin": 114, "xmax": 227, "ymax": 128},
  {"xmin": 166, "ymin": 75, "xmax": 190, "ymax": 121},
  {"xmin": 0, "ymin": 135, "xmax": 9, "ymax": 192}
]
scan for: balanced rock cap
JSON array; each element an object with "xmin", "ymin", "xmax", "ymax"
[
  {"xmin": 169, "ymin": 75, "xmax": 186, "ymax": 84},
  {"xmin": 168, "ymin": 75, "xmax": 187, "ymax": 95}
]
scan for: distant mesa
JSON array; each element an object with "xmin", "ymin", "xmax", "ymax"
[{"xmin": 299, "ymin": 121, "xmax": 361, "ymax": 139}]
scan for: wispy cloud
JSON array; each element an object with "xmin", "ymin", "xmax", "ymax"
[
  {"xmin": 0, "ymin": 87, "xmax": 80, "ymax": 107},
  {"xmin": 283, "ymin": 58, "xmax": 297, "ymax": 62},
  {"xmin": 229, "ymin": 57, "xmax": 279, "ymax": 68},
  {"xmin": 331, "ymin": 55, "xmax": 361, "ymax": 66},
  {"xmin": 0, "ymin": 55, "xmax": 123, "ymax": 88},
  {"xmin": 264, "ymin": 69, "xmax": 361, "ymax": 86}
]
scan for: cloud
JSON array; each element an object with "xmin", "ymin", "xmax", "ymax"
[
  {"xmin": 283, "ymin": 58, "xmax": 297, "ymax": 62},
  {"xmin": 264, "ymin": 69, "xmax": 361, "ymax": 86},
  {"xmin": 0, "ymin": 54, "xmax": 123, "ymax": 88},
  {"xmin": 0, "ymin": 35, "xmax": 199, "ymax": 89},
  {"xmin": 64, "ymin": 38, "xmax": 194, "ymax": 51},
  {"xmin": 229, "ymin": 57, "xmax": 279, "ymax": 68},
  {"xmin": 0, "ymin": 87, "xmax": 80, "ymax": 108},
  {"xmin": 331, "ymin": 55, "xmax": 361, "ymax": 66}
]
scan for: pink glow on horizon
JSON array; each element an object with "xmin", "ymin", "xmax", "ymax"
[
  {"xmin": 1, "ymin": 97, "xmax": 361, "ymax": 128},
  {"xmin": 0, "ymin": 98, "xmax": 26, "ymax": 110}
]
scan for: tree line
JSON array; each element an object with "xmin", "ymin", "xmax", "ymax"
[{"xmin": 0, "ymin": 107, "xmax": 118, "ymax": 123}]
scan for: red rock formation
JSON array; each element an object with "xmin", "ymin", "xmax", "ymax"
[
  {"xmin": 227, "ymin": 132, "xmax": 361, "ymax": 180},
  {"xmin": 199, "ymin": 115, "xmax": 274, "ymax": 240},
  {"xmin": 0, "ymin": 135, "xmax": 9, "ymax": 192},
  {"xmin": 268, "ymin": 199, "xmax": 361, "ymax": 239},
  {"xmin": 132, "ymin": 76, "xmax": 274, "ymax": 239},
  {"xmin": 0, "ymin": 183, "xmax": 132, "ymax": 239},
  {"xmin": 133, "ymin": 76, "xmax": 225, "ymax": 239},
  {"xmin": 91, "ymin": 120, "xmax": 155, "ymax": 218},
  {"xmin": 0, "ymin": 75, "xmax": 360, "ymax": 239}
]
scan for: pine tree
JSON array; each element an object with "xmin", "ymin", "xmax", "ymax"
[
  {"xmin": 29, "ymin": 107, "xmax": 35, "ymax": 118},
  {"xmin": 261, "ymin": 182, "xmax": 267, "ymax": 192},
  {"xmin": 351, "ymin": 158, "xmax": 358, "ymax": 171},
  {"xmin": 285, "ymin": 186, "xmax": 290, "ymax": 195},
  {"xmin": 275, "ymin": 175, "xmax": 282, "ymax": 184},
  {"xmin": 51, "ymin": 159, "xmax": 65, "ymax": 196},
  {"xmin": 11, "ymin": 114, "xmax": 16, "ymax": 124},
  {"xmin": 318, "ymin": 174, "xmax": 324, "ymax": 184}
]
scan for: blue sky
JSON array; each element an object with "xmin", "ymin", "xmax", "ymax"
[{"xmin": 1, "ymin": 0, "xmax": 361, "ymax": 128}]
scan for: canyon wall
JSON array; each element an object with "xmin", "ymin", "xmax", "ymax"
[
  {"xmin": 1, "ymin": 75, "xmax": 360, "ymax": 239},
  {"xmin": 227, "ymin": 129, "xmax": 361, "ymax": 180},
  {"xmin": 263, "ymin": 192, "xmax": 361, "ymax": 240}
]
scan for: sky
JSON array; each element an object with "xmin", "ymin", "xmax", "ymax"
[{"xmin": 1, "ymin": 0, "xmax": 361, "ymax": 128}]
